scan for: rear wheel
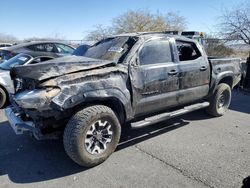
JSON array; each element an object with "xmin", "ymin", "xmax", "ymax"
[
  {"xmin": 0, "ymin": 87, "xmax": 7, "ymax": 109},
  {"xmin": 63, "ymin": 105, "xmax": 121, "ymax": 167},
  {"xmin": 206, "ymin": 83, "xmax": 231, "ymax": 117}
]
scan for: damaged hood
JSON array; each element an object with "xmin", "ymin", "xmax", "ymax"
[{"xmin": 10, "ymin": 56, "xmax": 116, "ymax": 81}]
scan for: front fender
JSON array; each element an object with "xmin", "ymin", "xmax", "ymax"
[
  {"xmin": 84, "ymin": 89, "xmax": 133, "ymax": 120},
  {"xmin": 51, "ymin": 88, "xmax": 133, "ymax": 120}
]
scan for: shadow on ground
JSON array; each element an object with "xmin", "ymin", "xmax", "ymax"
[
  {"xmin": 0, "ymin": 120, "xmax": 85, "ymax": 183},
  {"xmin": 229, "ymin": 90, "xmax": 250, "ymax": 114},
  {"xmin": 0, "ymin": 114, "xmax": 192, "ymax": 184}
]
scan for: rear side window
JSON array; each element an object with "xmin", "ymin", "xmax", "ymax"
[
  {"xmin": 176, "ymin": 41, "xmax": 201, "ymax": 61},
  {"xmin": 27, "ymin": 44, "xmax": 56, "ymax": 53},
  {"xmin": 139, "ymin": 39, "xmax": 172, "ymax": 65},
  {"xmin": 29, "ymin": 57, "xmax": 53, "ymax": 64},
  {"xmin": 55, "ymin": 44, "xmax": 74, "ymax": 54}
]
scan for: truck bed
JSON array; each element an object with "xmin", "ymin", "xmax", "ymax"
[{"xmin": 208, "ymin": 57, "xmax": 242, "ymax": 89}]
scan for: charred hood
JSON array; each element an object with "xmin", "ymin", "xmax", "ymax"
[{"xmin": 10, "ymin": 56, "xmax": 116, "ymax": 81}]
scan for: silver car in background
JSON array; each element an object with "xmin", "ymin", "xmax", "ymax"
[{"xmin": 0, "ymin": 53, "xmax": 56, "ymax": 108}]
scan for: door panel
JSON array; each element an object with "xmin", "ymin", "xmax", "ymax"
[
  {"xmin": 176, "ymin": 41, "xmax": 210, "ymax": 104},
  {"xmin": 129, "ymin": 38, "xmax": 181, "ymax": 116},
  {"xmin": 130, "ymin": 62, "xmax": 179, "ymax": 116}
]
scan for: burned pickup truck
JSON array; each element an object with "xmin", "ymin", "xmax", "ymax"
[{"xmin": 5, "ymin": 32, "xmax": 241, "ymax": 167}]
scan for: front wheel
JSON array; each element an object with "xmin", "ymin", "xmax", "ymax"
[
  {"xmin": 0, "ymin": 87, "xmax": 7, "ymax": 109},
  {"xmin": 63, "ymin": 105, "xmax": 121, "ymax": 167},
  {"xmin": 206, "ymin": 83, "xmax": 232, "ymax": 117}
]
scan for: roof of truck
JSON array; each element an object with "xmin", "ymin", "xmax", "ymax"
[{"xmin": 112, "ymin": 32, "xmax": 195, "ymax": 42}]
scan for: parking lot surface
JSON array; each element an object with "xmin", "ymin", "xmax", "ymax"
[{"xmin": 0, "ymin": 91, "xmax": 250, "ymax": 188}]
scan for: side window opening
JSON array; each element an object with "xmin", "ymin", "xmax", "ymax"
[
  {"xmin": 176, "ymin": 41, "xmax": 201, "ymax": 61},
  {"xmin": 139, "ymin": 39, "xmax": 172, "ymax": 65},
  {"xmin": 27, "ymin": 44, "xmax": 56, "ymax": 53},
  {"xmin": 44, "ymin": 44, "xmax": 57, "ymax": 53},
  {"xmin": 26, "ymin": 45, "xmax": 37, "ymax": 51},
  {"xmin": 55, "ymin": 44, "xmax": 74, "ymax": 54},
  {"xmin": 35, "ymin": 44, "xmax": 45, "ymax": 52},
  {"xmin": 30, "ymin": 57, "xmax": 53, "ymax": 64},
  {"xmin": 40, "ymin": 57, "xmax": 53, "ymax": 62}
]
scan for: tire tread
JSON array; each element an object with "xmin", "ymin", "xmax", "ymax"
[{"xmin": 63, "ymin": 105, "xmax": 120, "ymax": 167}]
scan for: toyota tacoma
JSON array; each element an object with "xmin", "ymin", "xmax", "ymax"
[{"xmin": 5, "ymin": 32, "xmax": 242, "ymax": 167}]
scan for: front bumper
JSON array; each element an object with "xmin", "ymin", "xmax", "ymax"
[
  {"xmin": 4, "ymin": 107, "xmax": 38, "ymax": 135},
  {"xmin": 5, "ymin": 106, "xmax": 63, "ymax": 140}
]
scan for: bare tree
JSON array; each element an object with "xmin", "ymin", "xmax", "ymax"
[
  {"xmin": 164, "ymin": 12, "xmax": 187, "ymax": 31},
  {"xmin": 86, "ymin": 25, "xmax": 114, "ymax": 41},
  {"xmin": 219, "ymin": 3, "xmax": 250, "ymax": 45},
  {"xmin": 86, "ymin": 10, "xmax": 187, "ymax": 41},
  {"xmin": 113, "ymin": 10, "xmax": 164, "ymax": 33},
  {"xmin": 113, "ymin": 10, "xmax": 186, "ymax": 33}
]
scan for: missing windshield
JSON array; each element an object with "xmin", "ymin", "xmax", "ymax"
[{"xmin": 84, "ymin": 36, "xmax": 133, "ymax": 63}]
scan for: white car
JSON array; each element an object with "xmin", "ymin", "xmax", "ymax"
[{"xmin": 0, "ymin": 52, "xmax": 56, "ymax": 108}]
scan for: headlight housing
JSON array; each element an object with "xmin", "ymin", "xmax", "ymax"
[{"xmin": 14, "ymin": 88, "xmax": 61, "ymax": 110}]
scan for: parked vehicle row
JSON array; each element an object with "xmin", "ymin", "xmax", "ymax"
[
  {"xmin": 0, "ymin": 41, "xmax": 81, "ymax": 107},
  {"xmin": 0, "ymin": 43, "xmax": 13, "ymax": 48},
  {"xmin": 4, "ymin": 32, "xmax": 242, "ymax": 167},
  {"xmin": 0, "ymin": 51, "xmax": 61, "ymax": 108},
  {"xmin": 0, "ymin": 41, "xmax": 75, "ymax": 63}
]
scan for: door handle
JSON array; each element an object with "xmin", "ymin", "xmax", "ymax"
[
  {"xmin": 168, "ymin": 69, "xmax": 178, "ymax": 75},
  {"xmin": 200, "ymin": 66, "xmax": 207, "ymax": 71}
]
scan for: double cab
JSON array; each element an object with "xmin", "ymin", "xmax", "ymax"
[{"xmin": 5, "ymin": 32, "xmax": 242, "ymax": 167}]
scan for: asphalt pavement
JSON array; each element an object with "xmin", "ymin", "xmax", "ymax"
[{"xmin": 0, "ymin": 91, "xmax": 250, "ymax": 188}]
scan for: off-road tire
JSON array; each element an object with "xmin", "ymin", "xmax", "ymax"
[
  {"xmin": 206, "ymin": 83, "xmax": 231, "ymax": 117},
  {"xmin": 63, "ymin": 105, "xmax": 121, "ymax": 167},
  {"xmin": 0, "ymin": 87, "xmax": 7, "ymax": 109}
]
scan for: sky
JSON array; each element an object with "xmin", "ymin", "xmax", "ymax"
[{"xmin": 0, "ymin": 0, "xmax": 244, "ymax": 40}]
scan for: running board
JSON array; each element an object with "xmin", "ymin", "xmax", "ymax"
[{"xmin": 131, "ymin": 102, "xmax": 210, "ymax": 129}]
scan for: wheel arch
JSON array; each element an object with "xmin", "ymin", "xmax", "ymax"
[
  {"xmin": 215, "ymin": 72, "xmax": 234, "ymax": 91},
  {"xmin": 86, "ymin": 97, "xmax": 127, "ymax": 124},
  {"xmin": 208, "ymin": 72, "xmax": 234, "ymax": 98},
  {"xmin": 53, "ymin": 88, "xmax": 134, "ymax": 124},
  {"xmin": 0, "ymin": 84, "xmax": 9, "ymax": 107},
  {"xmin": 0, "ymin": 84, "xmax": 8, "ymax": 99},
  {"xmin": 218, "ymin": 76, "xmax": 233, "ymax": 88}
]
